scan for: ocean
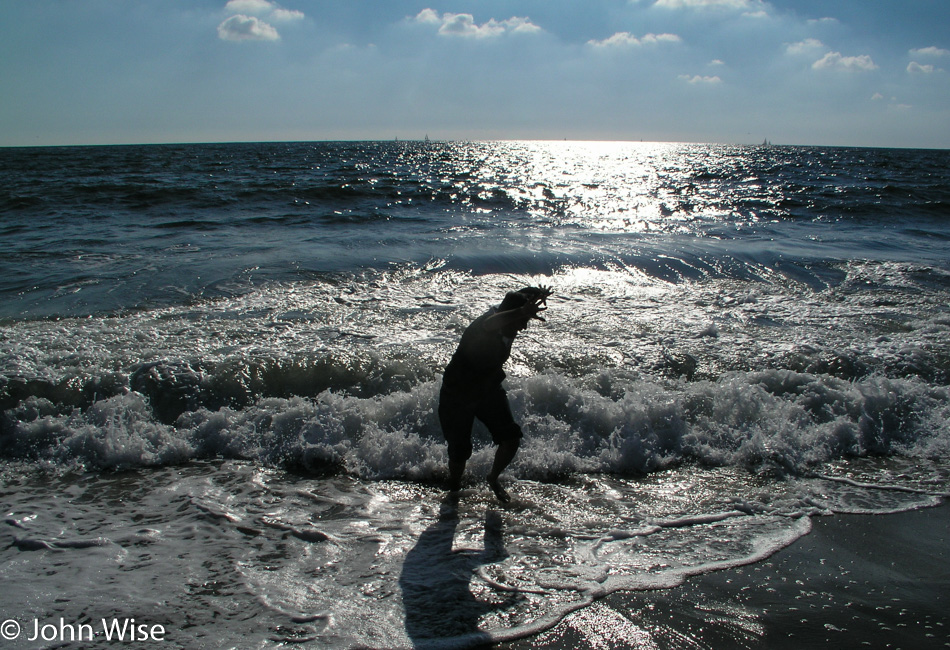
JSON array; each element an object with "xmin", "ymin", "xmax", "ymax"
[{"xmin": 1, "ymin": 141, "xmax": 948, "ymax": 648}]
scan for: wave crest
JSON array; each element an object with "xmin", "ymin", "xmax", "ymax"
[{"xmin": 3, "ymin": 369, "xmax": 947, "ymax": 477}]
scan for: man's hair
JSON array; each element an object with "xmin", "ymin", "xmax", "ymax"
[{"xmin": 499, "ymin": 287, "xmax": 544, "ymax": 312}]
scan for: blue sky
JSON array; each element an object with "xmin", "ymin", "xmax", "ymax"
[{"xmin": 1, "ymin": 0, "xmax": 948, "ymax": 148}]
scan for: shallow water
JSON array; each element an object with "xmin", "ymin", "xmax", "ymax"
[
  {"xmin": 2, "ymin": 458, "xmax": 947, "ymax": 649},
  {"xmin": 517, "ymin": 504, "xmax": 950, "ymax": 650}
]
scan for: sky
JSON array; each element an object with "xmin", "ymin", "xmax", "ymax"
[{"xmin": 1, "ymin": 0, "xmax": 948, "ymax": 148}]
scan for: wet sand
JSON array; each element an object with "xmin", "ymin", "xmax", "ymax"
[{"xmin": 507, "ymin": 503, "xmax": 950, "ymax": 649}]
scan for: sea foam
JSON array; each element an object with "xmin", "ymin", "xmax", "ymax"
[{"xmin": 4, "ymin": 366, "xmax": 947, "ymax": 482}]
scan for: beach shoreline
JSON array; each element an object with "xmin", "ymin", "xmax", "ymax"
[{"xmin": 507, "ymin": 503, "xmax": 950, "ymax": 649}]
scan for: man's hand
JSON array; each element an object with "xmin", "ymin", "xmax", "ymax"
[
  {"xmin": 524, "ymin": 285, "xmax": 554, "ymax": 321},
  {"xmin": 485, "ymin": 285, "xmax": 556, "ymax": 331},
  {"xmin": 537, "ymin": 285, "xmax": 554, "ymax": 305}
]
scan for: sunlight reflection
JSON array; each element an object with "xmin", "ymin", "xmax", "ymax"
[{"xmin": 445, "ymin": 140, "xmax": 773, "ymax": 236}]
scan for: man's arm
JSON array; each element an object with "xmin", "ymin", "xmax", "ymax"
[{"xmin": 482, "ymin": 287, "xmax": 552, "ymax": 332}]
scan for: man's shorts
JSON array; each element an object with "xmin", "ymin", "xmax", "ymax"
[{"xmin": 438, "ymin": 384, "xmax": 523, "ymax": 463}]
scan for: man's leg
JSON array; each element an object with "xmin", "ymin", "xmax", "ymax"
[
  {"xmin": 447, "ymin": 460, "xmax": 466, "ymax": 492},
  {"xmin": 487, "ymin": 439, "xmax": 519, "ymax": 503},
  {"xmin": 439, "ymin": 390, "xmax": 474, "ymax": 492},
  {"xmin": 480, "ymin": 387, "xmax": 523, "ymax": 504}
]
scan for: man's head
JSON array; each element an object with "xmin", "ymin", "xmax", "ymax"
[{"xmin": 500, "ymin": 287, "xmax": 546, "ymax": 312}]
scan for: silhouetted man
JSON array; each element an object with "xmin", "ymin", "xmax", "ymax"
[{"xmin": 438, "ymin": 286, "xmax": 553, "ymax": 502}]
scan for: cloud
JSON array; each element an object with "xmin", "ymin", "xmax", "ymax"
[
  {"xmin": 224, "ymin": 0, "xmax": 273, "ymax": 14},
  {"xmin": 907, "ymin": 61, "xmax": 942, "ymax": 75},
  {"xmin": 812, "ymin": 51, "xmax": 878, "ymax": 72},
  {"xmin": 217, "ymin": 14, "xmax": 280, "ymax": 41},
  {"xmin": 655, "ymin": 0, "xmax": 764, "ymax": 10},
  {"xmin": 413, "ymin": 9, "xmax": 541, "ymax": 38},
  {"xmin": 653, "ymin": 0, "xmax": 770, "ymax": 19},
  {"xmin": 679, "ymin": 74, "xmax": 722, "ymax": 84},
  {"xmin": 785, "ymin": 38, "xmax": 824, "ymax": 55},
  {"xmin": 795, "ymin": 42, "xmax": 877, "ymax": 73},
  {"xmin": 910, "ymin": 46, "xmax": 950, "ymax": 58},
  {"xmin": 588, "ymin": 32, "xmax": 681, "ymax": 48},
  {"xmin": 414, "ymin": 8, "xmax": 441, "ymax": 24},
  {"xmin": 271, "ymin": 8, "xmax": 304, "ymax": 22},
  {"xmin": 218, "ymin": 0, "xmax": 303, "ymax": 41}
]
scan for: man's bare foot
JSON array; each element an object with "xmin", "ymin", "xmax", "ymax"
[{"xmin": 487, "ymin": 476, "xmax": 511, "ymax": 504}]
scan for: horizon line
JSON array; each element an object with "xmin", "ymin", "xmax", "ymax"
[{"xmin": 3, "ymin": 138, "xmax": 949, "ymax": 152}]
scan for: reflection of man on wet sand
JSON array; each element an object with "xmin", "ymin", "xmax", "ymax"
[{"xmin": 439, "ymin": 286, "xmax": 553, "ymax": 503}]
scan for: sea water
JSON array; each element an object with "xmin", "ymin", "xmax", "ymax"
[{"xmin": 1, "ymin": 141, "xmax": 949, "ymax": 648}]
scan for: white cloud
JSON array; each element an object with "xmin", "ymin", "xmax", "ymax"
[
  {"xmin": 785, "ymin": 38, "xmax": 824, "ymax": 55},
  {"xmin": 907, "ymin": 61, "xmax": 942, "ymax": 75},
  {"xmin": 679, "ymin": 74, "xmax": 722, "ymax": 84},
  {"xmin": 219, "ymin": 0, "xmax": 303, "ymax": 41},
  {"xmin": 910, "ymin": 46, "xmax": 950, "ymax": 58},
  {"xmin": 413, "ymin": 9, "xmax": 541, "ymax": 38},
  {"xmin": 272, "ymin": 8, "xmax": 304, "ymax": 22},
  {"xmin": 654, "ymin": 0, "xmax": 770, "ymax": 18},
  {"xmin": 217, "ymin": 14, "xmax": 280, "ymax": 41},
  {"xmin": 224, "ymin": 0, "xmax": 273, "ymax": 15},
  {"xmin": 812, "ymin": 51, "xmax": 877, "ymax": 72},
  {"xmin": 656, "ymin": 0, "xmax": 755, "ymax": 8},
  {"xmin": 414, "ymin": 8, "xmax": 441, "ymax": 24},
  {"xmin": 654, "ymin": 0, "xmax": 770, "ymax": 15},
  {"xmin": 871, "ymin": 93, "xmax": 884, "ymax": 101},
  {"xmin": 709, "ymin": 59, "xmax": 725, "ymax": 66},
  {"xmin": 588, "ymin": 32, "xmax": 681, "ymax": 48}
]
